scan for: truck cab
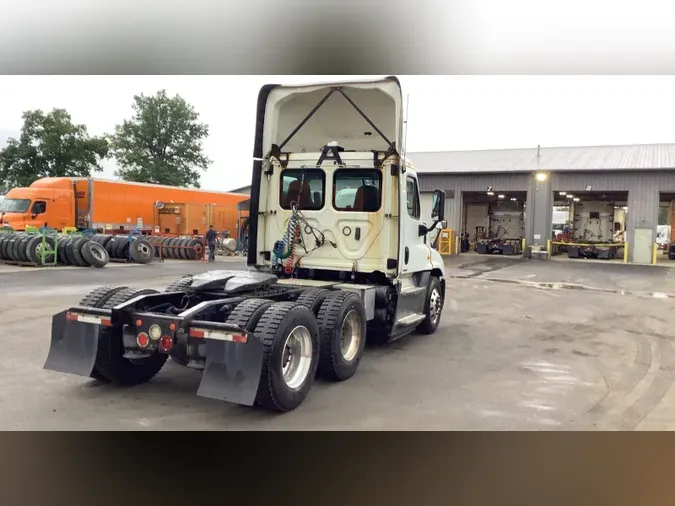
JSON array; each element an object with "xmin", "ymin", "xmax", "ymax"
[
  {"xmin": 0, "ymin": 178, "xmax": 75, "ymax": 231},
  {"xmin": 249, "ymin": 76, "xmax": 447, "ymax": 340}
]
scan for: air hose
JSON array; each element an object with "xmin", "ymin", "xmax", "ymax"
[{"xmin": 273, "ymin": 208, "xmax": 301, "ymax": 273}]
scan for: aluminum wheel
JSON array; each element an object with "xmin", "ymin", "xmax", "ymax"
[
  {"xmin": 429, "ymin": 288, "xmax": 442, "ymax": 324},
  {"xmin": 339, "ymin": 309, "xmax": 362, "ymax": 362},
  {"xmin": 281, "ymin": 325, "xmax": 313, "ymax": 389}
]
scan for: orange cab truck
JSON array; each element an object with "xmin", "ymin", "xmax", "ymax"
[{"xmin": 0, "ymin": 177, "xmax": 248, "ymax": 237}]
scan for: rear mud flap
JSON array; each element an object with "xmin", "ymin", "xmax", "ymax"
[
  {"xmin": 197, "ymin": 337, "xmax": 264, "ymax": 406},
  {"xmin": 43, "ymin": 311, "xmax": 99, "ymax": 377}
]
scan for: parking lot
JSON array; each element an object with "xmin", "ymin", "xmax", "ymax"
[{"xmin": 2, "ymin": 256, "xmax": 675, "ymax": 430}]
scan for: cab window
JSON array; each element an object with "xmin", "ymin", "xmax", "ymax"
[
  {"xmin": 31, "ymin": 201, "xmax": 47, "ymax": 215},
  {"xmin": 406, "ymin": 176, "xmax": 420, "ymax": 220},
  {"xmin": 333, "ymin": 169, "xmax": 382, "ymax": 212},
  {"xmin": 280, "ymin": 169, "xmax": 325, "ymax": 210}
]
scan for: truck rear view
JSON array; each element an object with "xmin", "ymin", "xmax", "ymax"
[{"xmin": 42, "ymin": 76, "xmax": 447, "ymax": 413}]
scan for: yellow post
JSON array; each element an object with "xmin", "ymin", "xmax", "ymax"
[
  {"xmin": 521, "ymin": 238, "xmax": 526, "ymax": 257},
  {"xmin": 624, "ymin": 243, "xmax": 628, "ymax": 263},
  {"xmin": 455, "ymin": 237, "xmax": 460, "ymax": 255},
  {"xmin": 653, "ymin": 243, "xmax": 658, "ymax": 265},
  {"xmin": 546, "ymin": 239, "xmax": 552, "ymax": 257}
]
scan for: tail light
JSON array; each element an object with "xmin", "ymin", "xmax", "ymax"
[
  {"xmin": 159, "ymin": 335, "xmax": 173, "ymax": 353},
  {"xmin": 136, "ymin": 332, "xmax": 150, "ymax": 348}
]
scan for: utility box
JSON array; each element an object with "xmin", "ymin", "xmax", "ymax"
[{"xmin": 438, "ymin": 229, "xmax": 456, "ymax": 255}]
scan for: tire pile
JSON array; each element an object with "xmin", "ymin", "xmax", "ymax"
[
  {"xmin": 90, "ymin": 234, "xmax": 155, "ymax": 264},
  {"xmin": 0, "ymin": 232, "xmax": 110, "ymax": 267},
  {"xmin": 149, "ymin": 236, "xmax": 205, "ymax": 260}
]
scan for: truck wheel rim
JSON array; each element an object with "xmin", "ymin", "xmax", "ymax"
[
  {"xmin": 92, "ymin": 247, "xmax": 105, "ymax": 261},
  {"xmin": 281, "ymin": 325, "xmax": 313, "ymax": 389},
  {"xmin": 429, "ymin": 288, "xmax": 442, "ymax": 324},
  {"xmin": 137, "ymin": 242, "xmax": 152, "ymax": 256},
  {"xmin": 340, "ymin": 309, "xmax": 362, "ymax": 362}
]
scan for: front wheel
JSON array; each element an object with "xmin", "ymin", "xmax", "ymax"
[{"xmin": 417, "ymin": 276, "xmax": 444, "ymax": 335}]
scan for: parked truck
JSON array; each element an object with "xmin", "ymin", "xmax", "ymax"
[
  {"xmin": 43, "ymin": 76, "xmax": 448, "ymax": 413},
  {"xmin": 0, "ymin": 177, "xmax": 248, "ymax": 237}
]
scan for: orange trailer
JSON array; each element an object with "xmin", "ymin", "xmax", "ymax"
[{"xmin": 0, "ymin": 177, "xmax": 248, "ymax": 238}]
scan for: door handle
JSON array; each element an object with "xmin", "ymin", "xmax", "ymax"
[{"xmin": 405, "ymin": 246, "xmax": 409, "ymax": 264}]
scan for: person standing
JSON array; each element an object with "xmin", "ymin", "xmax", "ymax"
[{"xmin": 206, "ymin": 225, "xmax": 218, "ymax": 262}]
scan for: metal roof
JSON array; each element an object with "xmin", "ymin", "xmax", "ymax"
[{"xmin": 409, "ymin": 143, "xmax": 675, "ymax": 174}]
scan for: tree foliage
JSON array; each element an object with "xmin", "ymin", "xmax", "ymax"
[
  {"xmin": 109, "ymin": 90, "xmax": 211, "ymax": 188},
  {"xmin": 0, "ymin": 109, "xmax": 109, "ymax": 190}
]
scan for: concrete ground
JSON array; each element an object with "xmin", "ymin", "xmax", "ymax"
[{"xmin": 1, "ymin": 254, "xmax": 674, "ymax": 430}]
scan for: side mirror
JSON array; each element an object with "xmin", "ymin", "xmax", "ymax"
[{"xmin": 431, "ymin": 189, "xmax": 446, "ymax": 222}]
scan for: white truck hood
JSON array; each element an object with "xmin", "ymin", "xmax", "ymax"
[{"xmin": 260, "ymin": 76, "xmax": 404, "ymax": 155}]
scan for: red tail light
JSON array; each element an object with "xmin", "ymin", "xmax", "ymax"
[
  {"xmin": 136, "ymin": 332, "xmax": 150, "ymax": 348},
  {"xmin": 159, "ymin": 335, "xmax": 173, "ymax": 353}
]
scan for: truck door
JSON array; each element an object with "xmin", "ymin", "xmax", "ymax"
[
  {"xmin": 392, "ymin": 170, "xmax": 434, "ymax": 326},
  {"xmin": 27, "ymin": 200, "xmax": 48, "ymax": 229},
  {"xmin": 399, "ymin": 172, "xmax": 432, "ymax": 275}
]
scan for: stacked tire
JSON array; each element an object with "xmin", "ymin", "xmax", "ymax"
[
  {"xmin": 149, "ymin": 236, "xmax": 204, "ymax": 260},
  {"xmin": 0, "ymin": 231, "xmax": 110, "ymax": 267},
  {"xmin": 90, "ymin": 234, "xmax": 154, "ymax": 264}
]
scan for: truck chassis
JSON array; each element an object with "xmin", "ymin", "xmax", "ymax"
[{"xmin": 45, "ymin": 269, "xmax": 443, "ymax": 412}]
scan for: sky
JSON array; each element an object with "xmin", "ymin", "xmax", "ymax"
[{"xmin": 2, "ymin": 75, "xmax": 675, "ymax": 192}]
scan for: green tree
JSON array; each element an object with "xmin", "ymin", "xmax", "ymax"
[
  {"xmin": 0, "ymin": 109, "xmax": 109, "ymax": 190},
  {"xmin": 110, "ymin": 90, "xmax": 211, "ymax": 188}
]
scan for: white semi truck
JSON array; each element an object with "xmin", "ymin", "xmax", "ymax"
[{"xmin": 43, "ymin": 76, "xmax": 448, "ymax": 412}]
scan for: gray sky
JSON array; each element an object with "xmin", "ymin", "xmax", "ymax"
[{"xmin": 2, "ymin": 75, "xmax": 675, "ymax": 191}]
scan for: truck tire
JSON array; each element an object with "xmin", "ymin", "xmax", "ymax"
[
  {"xmin": 56, "ymin": 237, "xmax": 68, "ymax": 264},
  {"xmin": 295, "ymin": 288, "xmax": 332, "ymax": 316},
  {"xmin": 105, "ymin": 236, "xmax": 119, "ymax": 258},
  {"xmin": 8, "ymin": 234, "xmax": 24, "ymax": 262},
  {"xmin": 226, "ymin": 298, "xmax": 275, "ymax": 331},
  {"xmin": 130, "ymin": 238, "xmax": 154, "ymax": 264},
  {"xmin": 81, "ymin": 240, "xmax": 110, "ymax": 268},
  {"xmin": 316, "ymin": 291, "xmax": 367, "ymax": 382},
  {"xmin": 253, "ymin": 302, "xmax": 320, "ymax": 412},
  {"xmin": 70, "ymin": 237, "xmax": 89, "ymax": 266},
  {"xmin": 160, "ymin": 238, "xmax": 172, "ymax": 259},
  {"xmin": 78, "ymin": 285, "xmax": 130, "ymax": 381},
  {"xmin": 162, "ymin": 238, "xmax": 174, "ymax": 259},
  {"xmin": 114, "ymin": 237, "xmax": 130, "ymax": 260},
  {"xmin": 187, "ymin": 239, "xmax": 203, "ymax": 260},
  {"xmin": 96, "ymin": 234, "xmax": 114, "ymax": 249},
  {"xmin": 173, "ymin": 238, "xmax": 185, "ymax": 259},
  {"xmin": 16, "ymin": 235, "xmax": 31, "ymax": 262},
  {"xmin": 416, "ymin": 276, "xmax": 444, "ymax": 335},
  {"xmin": 164, "ymin": 275, "xmax": 194, "ymax": 292},
  {"xmin": 94, "ymin": 288, "xmax": 168, "ymax": 385},
  {"xmin": 0, "ymin": 234, "xmax": 11, "ymax": 260},
  {"xmin": 25, "ymin": 235, "xmax": 57, "ymax": 265},
  {"xmin": 150, "ymin": 236, "xmax": 163, "ymax": 257}
]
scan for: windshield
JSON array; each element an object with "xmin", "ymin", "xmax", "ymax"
[{"xmin": 0, "ymin": 198, "xmax": 30, "ymax": 213}]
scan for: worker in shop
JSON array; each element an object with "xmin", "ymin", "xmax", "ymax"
[{"xmin": 206, "ymin": 225, "xmax": 218, "ymax": 262}]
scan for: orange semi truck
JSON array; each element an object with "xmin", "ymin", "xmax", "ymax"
[{"xmin": 0, "ymin": 177, "xmax": 248, "ymax": 237}]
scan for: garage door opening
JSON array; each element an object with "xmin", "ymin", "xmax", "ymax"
[
  {"xmin": 551, "ymin": 190, "xmax": 628, "ymax": 262},
  {"xmin": 460, "ymin": 190, "xmax": 527, "ymax": 256},
  {"xmin": 657, "ymin": 192, "xmax": 675, "ymax": 265}
]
